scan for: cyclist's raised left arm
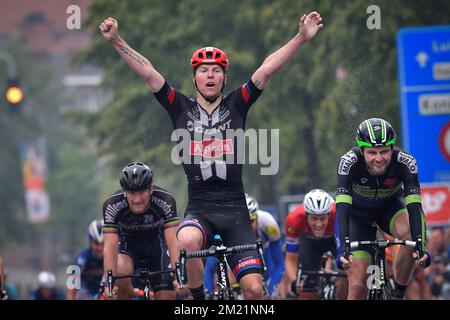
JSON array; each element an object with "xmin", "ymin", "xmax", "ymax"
[
  {"xmin": 251, "ymin": 11, "xmax": 323, "ymax": 90},
  {"xmin": 99, "ymin": 17, "xmax": 165, "ymax": 93}
]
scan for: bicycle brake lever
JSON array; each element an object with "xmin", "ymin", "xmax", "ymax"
[
  {"xmin": 344, "ymin": 236, "xmax": 350, "ymax": 261},
  {"xmin": 256, "ymin": 240, "xmax": 267, "ymax": 272},
  {"xmin": 295, "ymin": 263, "xmax": 303, "ymax": 290},
  {"xmin": 107, "ymin": 270, "xmax": 113, "ymax": 298}
]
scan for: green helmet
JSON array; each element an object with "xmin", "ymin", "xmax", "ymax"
[{"xmin": 356, "ymin": 118, "xmax": 396, "ymax": 148}]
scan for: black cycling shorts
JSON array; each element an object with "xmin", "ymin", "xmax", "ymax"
[
  {"xmin": 177, "ymin": 205, "xmax": 261, "ymax": 282},
  {"xmin": 298, "ymin": 236, "xmax": 336, "ymax": 292},
  {"xmin": 349, "ymin": 196, "xmax": 406, "ymax": 256},
  {"xmin": 119, "ymin": 236, "xmax": 174, "ymax": 292}
]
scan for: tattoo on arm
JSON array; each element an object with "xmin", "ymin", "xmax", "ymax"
[
  {"xmin": 254, "ymin": 80, "xmax": 263, "ymax": 89},
  {"xmin": 117, "ymin": 44, "xmax": 150, "ymax": 66}
]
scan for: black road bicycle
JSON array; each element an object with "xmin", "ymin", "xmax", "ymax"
[
  {"xmin": 106, "ymin": 267, "xmax": 174, "ymax": 300},
  {"xmin": 295, "ymin": 256, "xmax": 348, "ymax": 300},
  {"xmin": 344, "ymin": 236, "xmax": 419, "ymax": 300},
  {"xmin": 176, "ymin": 234, "xmax": 267, "ymax": 300}
]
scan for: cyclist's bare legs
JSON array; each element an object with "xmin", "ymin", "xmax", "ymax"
[
  {"xmin": 391, "ymin": 211, "xmax": 415, "ymax": 285},
  {"xmin": 298, "ymin": 291, "xmax": 319, "ymax": 300},
  {"xmin": 405, "ymin": 277, "xmax": 431, "ymax": 300},
  {"xmin": 239, "ymin": 273, "xmax": 264, "ymax": 300},
  {"xmin": 177, "ymin": 227, "xmax": 205, "ymax": 289},
  {"xmin": 347, "ymin": 257, "xmax": 370, "ymax": 300},
  {"xmin": 117, "ymin": 253, "xmax": 134, "ymax": 299},
  {"xmin": 335, "ymin": 277, "xmax": 349, "ymax": 300},
  {"xmin": 155, "ymin": 290, "xmax": 176, "ymax": 300},
  {"xmin": 276, "ymin": 272, "xmax": 291, "ymax": 299}
]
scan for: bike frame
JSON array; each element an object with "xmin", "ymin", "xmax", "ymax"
[
  {"xmin": 295, "ymin": 262, "xmax": 347, "ymax": 300},
  {"xmin": 367, "ymin": 243, "xmax": 389, "ymax": 300},
  {"xmin": 346, "ymin": 237, "xmax": 417, "ymax": 300},
  {"xmin": 176, "ymin": 235, "xmax": 266, "ymax": 300}
]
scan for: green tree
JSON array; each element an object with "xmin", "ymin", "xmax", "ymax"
[
  {"xmin": 0, "ymin": 40, "xmax": 101, "ymax": 259},
  {"xmin": 76, "ymin": 0, "xmax": 450, "ymax": 211}
]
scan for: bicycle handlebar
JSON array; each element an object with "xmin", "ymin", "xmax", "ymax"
[
  {"xmin": 295, "ymin": 262, "xmax": 347, "ymax": 290},
  {"xmin": 176, "ymin": 239, "xmax": 266, "ymax": 288},
  {"xmin": 184, "ymin": 243, "xmax": 259, "ymax": 259},
  {"xmin": 349, "ymin": 239, "xmax": 416, "ymax": 250},
  {"xmin": 300, "ymin": 268, "xmax": 348, "ymax": 278},
  {"xmin": 105, "ymin": 269, "xmax": 173, "ymax": 298}
]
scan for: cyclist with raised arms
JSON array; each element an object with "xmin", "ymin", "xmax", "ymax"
[
  {"xmin": 334, "ymin": 118, "xmax": 431, "ymax": 300},
  {"xmin": 285, "ymin": 189, "xmax": 345, "ymax": 299},
  {"xmin": 100, "ymin": 11, "xmax": 323, "ymax": 300},
  {"xmin": 102, "ymin": 162, "xmax": 180, "ymax": 300}
]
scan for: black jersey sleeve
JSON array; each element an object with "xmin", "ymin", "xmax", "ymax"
[
  {"xmin": 153, "ymin": 81, "xmax": 187, "ymax": 123},
  {"xmin": 227, "ymin": 79, "xmax": 263, "ymax": 118},
  {"xmin": 102, "ymin": 192, "xmax": 125, "ymax": 236},
  {"xmin": 151, "ymin": 187, "xmax": 180, "ymax": 230},
  {"xmin": 396, "ymin": 150, "xmax": 427, "ymax": 252},
  {"xmin": 334, "ymin": 149, "xmax": 359, "ymax": 257},
  {"xmin": 240, "ymin": 79, "xmax": 263, "ymax": 106}
]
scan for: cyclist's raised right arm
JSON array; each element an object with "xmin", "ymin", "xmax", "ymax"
[{"xmin": 99, "ymin": 17, "xmax": 165, "ymax": 93}]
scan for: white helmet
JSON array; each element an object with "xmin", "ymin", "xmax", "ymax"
[
  {"xmin": 303, "ymin": 189, "xmax": 334, "ymax": 215},
  {"xmin": 245, "ymin": 193, "xmax": 259, "ymax": 221},
  {"xmin": 88, "ymin": 219, "xmax": 103, "ymax": 244},
  {"xmin": 38, "ymin": 271, "xmax": 56, "ymax": 288}
]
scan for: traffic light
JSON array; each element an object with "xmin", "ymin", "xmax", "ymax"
[{"xmin": 5, "ymin": 78, "xmax": 25, "ymax": 112}]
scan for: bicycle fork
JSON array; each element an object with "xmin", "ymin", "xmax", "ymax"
[
  {"xmin": 367, "ymin": 248, "xmax": 387, "ymax": 299},
  {"xmin": 216, "ymin": 257, "xmax": 233, "ymax": 300}
]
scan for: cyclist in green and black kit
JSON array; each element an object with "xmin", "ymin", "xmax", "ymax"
[{"xmin": 334, "ymin": 118, "xmax": 431, "ymax": 300}]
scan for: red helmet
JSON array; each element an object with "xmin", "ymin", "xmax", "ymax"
[{"xmin": 190, "ymin": 47, "xmax": 229, "ymax": 70}]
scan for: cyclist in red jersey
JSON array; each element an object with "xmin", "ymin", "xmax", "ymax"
[
  {"xmin": 285, "ymin": 189, "xmax": 346, "ymax": 299},
  {"xmin": 100, "ymin": 12, "xmax": 323, "ymax": 299}
]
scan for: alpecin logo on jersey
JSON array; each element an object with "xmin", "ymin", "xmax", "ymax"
[
  {"xmin": 338, "ymin": 150, "xmax": 358, "ymax": 175},
  {"xmin": 397, "ymin": 151, "xmax": 418, "ymax": 174},
  {"xmin": 171, "ymin": 128, "xmax": 280, "ymax": 175},
  {"xmin": 190, "ymin": 139, "xmax": 234, "ymax": 158}
]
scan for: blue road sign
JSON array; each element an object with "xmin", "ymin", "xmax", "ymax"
[{"xmin": 397, "ymin": 26, "xmax": 450, "ymax": 183}]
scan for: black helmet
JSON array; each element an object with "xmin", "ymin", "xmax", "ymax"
[
  {"xmin": 119, "ymin": 162, "xmax": 153, "ymax": 191},
  {"xmin": 356, "ymin": 118, "xmax": 396, "ymax": 148}
]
